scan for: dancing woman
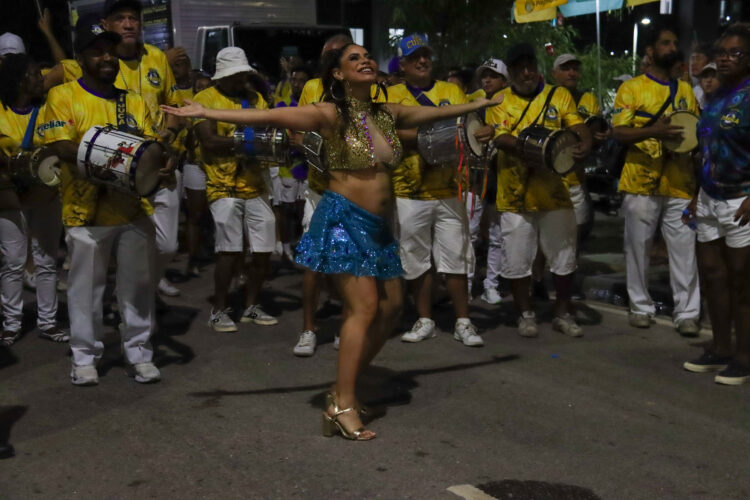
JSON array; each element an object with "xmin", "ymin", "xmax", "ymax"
[{"xmin": 163, "ymin": 43, "xmax": 501, "ymax": 439}]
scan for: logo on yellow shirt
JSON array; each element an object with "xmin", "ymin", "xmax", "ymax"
[
  {"xmin": 545, "ymin": 105, "xmax": 559, "ymax": 121},
  {"xmin": 125, "ymin": 113, "xmax": 138, "ymax": 130},
  {"xmin": 720, "ymin": 110, "xmax": 740, "ymax": 129},
  {"xmin": 147, "ymin": 69, "xmax": 161, "ymax": 87}
]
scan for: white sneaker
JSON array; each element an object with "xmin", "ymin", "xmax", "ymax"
[
  {"xmin": 158, "ymin": 278, "xmax": 180, "ymax": 297},
  {"xmin": 127, "ymin": 362, "xmax": 161, "ymax": 383},
  {"xmin": 454, "ymin": 320, "xmax": 484, "ymax": 347},
  {"xmin": 401, "ymin": 318, "xmax": 436, "ymax": 343},
  {"xmin": 241, "ymin": 304, "xmax": 278, "ymax": 325},
  {"xmin": 518, "ymin": 311, "xmax": 538, "ymax": 338},
  {"xmin": 208, "ymin": 308, "xmax": 238, "ymax": 332},
  {"xmin": 334, "ymin": 335, "xmax": 340, "ymax": 350},
  {"xmin": 480, "ymin": 288, "xmax": 503, "ymax": 305},
  {"xmin": 552, "ymin": 314, "xmax": 583, "ymax": 337},
  {"xmin": 293, "ymin": 330, "xmax": 317, "ymax": 357},
  {"xmin": 70, "ymin": 365, "xmax": 99, "ymax": 386},
  {"xmin": 273, "ymin": 241, "xmax": 283, "ymax": 256}
]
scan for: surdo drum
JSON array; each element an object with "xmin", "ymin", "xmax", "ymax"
[
  {"xmin": 516, "ymin": 125, "xmax": 580, "ymax": 176},
  {"xmin": 417, "ymin": 112, "xmax": 485, "ymax": 166},
  {"xmin": 76, "ymin": 126, "xmax": 164, "ymax": 197}
]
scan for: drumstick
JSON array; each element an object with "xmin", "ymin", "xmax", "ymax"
[{"xmin": 33, "ymin": 0, "xmax": 43, "ymax": 19}]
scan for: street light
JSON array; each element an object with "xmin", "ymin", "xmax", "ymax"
[
  {"xmin": 641, "ymin": 17, "xmax": 651, "ymax": 25},
  {"xmin": 633, "ymin": 18, "xmax": 651, "ymax": 74}
]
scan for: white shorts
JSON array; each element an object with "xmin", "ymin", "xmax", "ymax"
[
  {"xmin": 568, "ymin": 184, "xmax": 590, "ymax": 226},
  {"xmin": 498, "ymin": 209, "xmax": 577, "ymax": 279},
  {"xmin": 209, "ymin": 195, "xmax": 276, "ymax": 253},
  {"xmin": 183, "ymin": 163, "xmax": 206, "ymax": 191},
  {"xmin": 396, "ymin": 197, "xmax": 475, "ymax": 280},
  {"xmin": 695, "ymin": 189, "xmax": 750, "ymax": 248},
  {"xmin": 302, "ymin": 189, "xmax": 322, "ymax": 233},
  {"xmin": 272, "ymin": 175, "xmax": 303, "ymax": 205}
]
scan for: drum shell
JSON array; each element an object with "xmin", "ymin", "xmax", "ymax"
[
  {"xmin": 234, "ymin": 127, "xmax": 290, "ymax": 165},
  {"xmin": 76, "ymin": 126, "xmax": 163, "ymax": 197},
  {"xmin": 417, "ymin": 113, "xmax": 484, "ymax": 166},
  {"xmin": 517, "ymin": 126, "xmax": 579, "ymax": 176}
]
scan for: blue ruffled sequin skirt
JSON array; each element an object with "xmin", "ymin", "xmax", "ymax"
[{"xmin": 295, "ymin": 191, "xmax": 403, "ymax": 279}]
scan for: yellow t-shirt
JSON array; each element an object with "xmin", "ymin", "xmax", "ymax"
[
  {"xmin": 60, "ymin": 44, "xmax": 182, "ymax": 130},
  {"xmin": 0, "ymin": 104, "xmax": 46, "ymax": 156},
  {"xmin": 562, "ymin": 90, "xmax": 602, "ymax": 188},
  {"xmin": 467, "ymin": 89, "xmax": 485, "ymax": 102},
  {"xmin": 297, "ymin": 78, "xmax": 327, "ymax": 193},
  {"xmin": 43, "ymin": 80, "xmax": 157, "ymax": 226},
  {"xmin": 612, "ymin": 74, "xmax": 697, "ymax": 199},
  {"xmin": 387, "ymin": 80, "xmax": 469, "ymax": 200},
  {"xmin": 486, "ymin": 83, "xmax": 583, "ymax": 212},
  {"xmin": 170, "ymin": 86, "xmax": 194, "ymax": 157},
  {"xmin": 273, "ymin": 79, "xmax": 292, "ymax": 104},
  {"xmin": 193, "ymin": 86, "xmax": 268, "ymax": 203}
]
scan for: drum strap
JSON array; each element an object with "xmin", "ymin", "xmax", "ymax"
[
  {"xmin": 20, "ymin": 107, "xmax": 40, "ymax": 151},
  {"xmin": 115, "ymin": 90, "xmax": 135, "ymax": 133},
  {"xmin": 529, "ymin": 86, "xmax": 559, "ymax": 128},
  {"xmin": 406, "ymin": 83, "xmax": 437, "ymax": 107}
]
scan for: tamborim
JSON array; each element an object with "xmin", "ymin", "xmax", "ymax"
[
  {"xmin": 417, "ymin": 112, "xmax": 484, "ymax": 166},
  {"xmin": 301, "ymin": 131, "xmax": 326, "ymax": 173},
  {"xmin": 662, "ymin": 110, "xmax": 698, "ymax": 153},
  {"xmin": 76, "ymin": 126, "xmax": 163, "ymax": 197},
  {"xmin": 10, "ymin": 147, "xmax": 61, "ymax": 187},
  {"xmin": 516, "ymin": 125, "xmax": 580, "ymax": 176},
  {"xmin": 234, "ymin": 127, "xmax": 289, "ymax": 165}
]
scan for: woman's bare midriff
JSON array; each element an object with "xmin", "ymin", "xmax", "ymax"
[{"xmin": 328, "ymin": 165, "xmax": 392, "ymax": 216}]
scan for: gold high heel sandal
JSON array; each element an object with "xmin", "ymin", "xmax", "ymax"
[
  {"xmin": 326, "ymin": 391, "xmax": 370, "ymax": 416},
  {"xmin": 322, "ymin": 397, "xmax": 375, "ymax": 441}
]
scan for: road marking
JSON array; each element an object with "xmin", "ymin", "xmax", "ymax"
[{"xmin": 447, "ymin": 484, "xmax": 497, "ymax": 500}]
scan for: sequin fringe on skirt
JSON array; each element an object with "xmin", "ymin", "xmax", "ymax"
[{"xmin": 295, "ymin": 190, "xmax": 403, "ymax": 279}]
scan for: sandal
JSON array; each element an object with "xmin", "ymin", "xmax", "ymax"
[
  {"xmin": 326, "ymin": 390, "xmax": 371, "ymax": 416},
  {"xmin": 322, "ymin": 396, "xmax": 375, "ymax": 441}
]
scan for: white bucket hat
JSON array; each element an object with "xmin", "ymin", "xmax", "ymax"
[
  {"xmin": 0, "ymin": 32, "xmax": 26, "ymax": 56},
  {"xmin": 212, "ymin": 47, "xmax": 254, "ymax": 80}
]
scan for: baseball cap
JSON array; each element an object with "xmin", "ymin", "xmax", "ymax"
[
  {"xmin": 699, "ymin": 62, "xmax": 717, "ymax": 76},
  {"xmin": 476, "ymin": 58, "xmax": 509, "ymax": 79},
  {"xmin": 397, "ymin": 33, "xmax": 431, "ymax": 58},
  {"xmin": 506, "ymin": 43, "xmax": 536, "ymax": 66},
  {"xmin": 0, "ymin": 32, "xmax": 25, "ymax": 56},
  {"xmin": 212, "ymin": 47, "xmax": 254, "ymax": 80},
  {"xmin": 74, "ymin": 14, "xmax": 122, "ymax": 53},
  {"xmin": 102, "ymin": 0, "xmax": 142, "ymax": 18},
  {"xmin": 553, "ymin": 53, "xmax": 581, "ymax": 70}
]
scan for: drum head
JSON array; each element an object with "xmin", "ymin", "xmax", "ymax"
[
  {"xmin": 663, "ymin": 111, "xmax": 698, "ymax": 153},
  {"xmin": 463, "ymin": 113, "xmax": 485, "ymax": 157},
  {"xmin": 133, "ymin": 142, "xmax": 164, "ymax": 196},
  {"xmin": 547, "ymin": 129, "xmax": 579, "ymax": 175},
  {"xmin": 36, "ymin": 155, "xmax": 61, "ymax": 187}
]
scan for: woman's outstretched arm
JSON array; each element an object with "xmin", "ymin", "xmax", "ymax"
[{"xmin": 387, "ymin": 94, "xmax": 503, "ymax": 129}]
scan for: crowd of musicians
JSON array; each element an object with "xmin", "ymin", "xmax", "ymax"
[{"xmin": 2, "ymin": 0, "xmax": 750, "ymax": 439}]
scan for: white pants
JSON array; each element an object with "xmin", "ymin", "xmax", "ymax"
[
  {"xmin": 148, "ymin": 171, "xmax": 182, "ymax": 280},
  {"xmin": 302, "ymin": 189, "xmax": 322, "ymax": 234},
  {"xmin": 465, "ymin": 192, "xmax": 503, "ymax": 290},
  {"xmin": 0, "ymin": 199, "xmax": 61, "ymax": 331},
  {"xmin": 66, "ymin": 219, "xmax": 156, "ymax": 367},
  {"xmin": 397, "ymin": 197, "xmax": 475, "ymax": 280},
  {"xmin": 621, "ymin": 194, "xmax": 700, "ymax": 323}
]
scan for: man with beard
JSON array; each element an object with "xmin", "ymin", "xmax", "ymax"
[
  {"xmin": 486, "ymin": 43, "xmax": 591, "ymax": 338},
  {"xmin": 43, "ymin": 18, "xmax": 170, "ymax": 385},
  {"xmin": 193, "ymin": 47, "xmax": 277, "ymax": 332},
  {"xmin": 612, "ymin": 20, "xmax": 701, "ymax": 334}
]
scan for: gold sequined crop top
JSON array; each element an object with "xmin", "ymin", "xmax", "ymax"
[{"xmin": 324, "ymin": 97, "xmax": 402, "ymax": 171}]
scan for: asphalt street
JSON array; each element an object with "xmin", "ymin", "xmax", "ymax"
[{"xmin": 1, "ymin": 246, "xmax": 748, "ymax": 499}]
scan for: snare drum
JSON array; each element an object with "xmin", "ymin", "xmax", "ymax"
[
  {"xmin": 76, "ymin": 126, "xmax": 163, "ymax": 197},
  {"xmin": 517, "ymin": 125, "xmax": 580, "ymax": 176},
  {"xmin": 234, "ymin": 127, "xmax": 289, "ymax": 165},
  {"xmin": 9, "ymin": 147, "xmax": 61, "ymax": 187},
  {"xmin": 663, "ymin": 110, "xmax": 698, "ymax": 153},
  {"xmin": 417, "ymin": 112, "xmax": 485, "ymax": 166}
]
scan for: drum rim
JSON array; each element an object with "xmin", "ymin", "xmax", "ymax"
[{"xmin": 131, "ymin": 140, "xmax": 163, "ymax": 197}]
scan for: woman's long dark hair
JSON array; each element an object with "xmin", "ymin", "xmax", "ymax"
[
  {"xmin": 320, "ymin": 43, "xmax": 389, "ymax": 138},
  {"xmin": 0, "ymin": 53, "xmax": 32, "ymax": 109}
]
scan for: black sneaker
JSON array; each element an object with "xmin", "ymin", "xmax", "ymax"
[
  {"xmin": 714, "ymin": 362, "xmax": 750, "ymax": 386},
  {"xmin": 683, "ymin": 351, "xmax": 732, "ymax": 373}
]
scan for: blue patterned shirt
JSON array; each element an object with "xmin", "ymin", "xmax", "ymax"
[{"xmin": 698, "ymin": 77, "xmax": 750, "ymax": 199}]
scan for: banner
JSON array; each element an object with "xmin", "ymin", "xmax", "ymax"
[
  {"xmin": 625, "ymin": 0, "xmax": 659, "ymax": 6},
  {"xmin": 514, "ymin": 6, "xmax": 558, "ymax": 24},
  {"xmin": 559, "ymin": 0, "xmax": 623, "ymax": 17},
  {"xmin": 514, "ymin": 0, "xmax": 568, "ymax": 16}
]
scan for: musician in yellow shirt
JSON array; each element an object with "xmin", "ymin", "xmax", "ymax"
[
  {"xmin": 388, "ymin": 33, "xmax": 491, "ymax": 347},
  {"xmin": 612, "ymin": 24, "xmax": 700, "ymax": 335},
  {"xmin": 193, "ymin": 47, "xmax": 277, "ymax": 333},
  {"xmin": 43, "ymin": 20, "xmax": 172, "ymax": 385},
  {"xmin": 0, "ymin": 53, "xmax": 66, "ymax": 346},
  {"xmin": 488, "ymin": 43, "xmax": 591, "ymax": 338}
]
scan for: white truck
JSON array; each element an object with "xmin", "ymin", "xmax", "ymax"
[{"xmin": 68, "ymin": 0, "xmax": 363, "ymax": 76}]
